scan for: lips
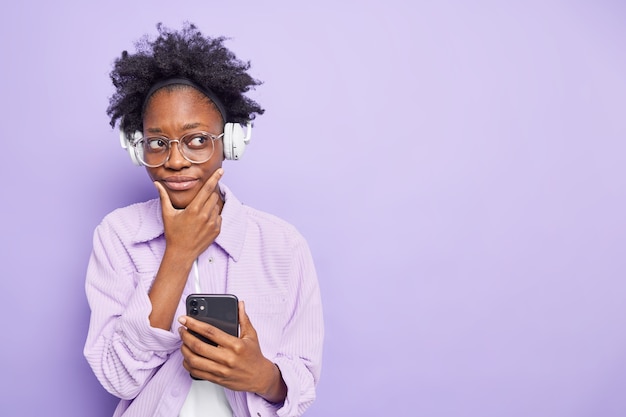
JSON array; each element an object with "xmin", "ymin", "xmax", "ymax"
[{"xmin": 160, "ymin": 176, "xmax": 199, "ymax": 191}]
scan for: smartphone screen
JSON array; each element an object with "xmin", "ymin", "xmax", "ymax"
[{"xmin": 185, "ymin": 294, "xmax": 239, "ymax": 346}]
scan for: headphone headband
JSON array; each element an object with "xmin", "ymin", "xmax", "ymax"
[{"xmin": 142, "ymin": 77, "xmax": 228, "ymax": 122}]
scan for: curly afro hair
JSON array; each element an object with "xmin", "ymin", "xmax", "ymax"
[{"xmin": 107, "ymin": 22, "xmax": 264, "ymax": 135}]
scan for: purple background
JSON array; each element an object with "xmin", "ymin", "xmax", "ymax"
[{"xmin": 1, "ymin": 1, "xmax": 625, "ymax": 416}]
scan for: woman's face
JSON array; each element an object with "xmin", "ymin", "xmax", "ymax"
[{"xmin": 142, "ymin": 87, "xmax": 224, "ymax": 209}]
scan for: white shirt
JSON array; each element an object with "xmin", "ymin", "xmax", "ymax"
[{"xmin": 179, "ymin": 380, "xmax": 233, "ymax": 417}]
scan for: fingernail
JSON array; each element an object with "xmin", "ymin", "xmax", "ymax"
[{"xmin": 178, "ymin": 316, "xmax": 187, "ymax": 325}]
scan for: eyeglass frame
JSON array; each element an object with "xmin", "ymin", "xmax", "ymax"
[{"xmin": 131, "ymin": 131, "xmax": 225, "ymax": 168}]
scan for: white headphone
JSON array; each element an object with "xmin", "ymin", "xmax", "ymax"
[
  {"xmin": 222, "ymin": 121, "xmax": 253, "ymax": 161},
  {"xmin": 119, "ymin": 121, "xmax": 252, "ymax": 166},
  {"xmin": 119, "ymin": 129, "xmax": 143, "ymax": 167}
]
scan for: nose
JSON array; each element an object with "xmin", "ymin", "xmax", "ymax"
[{"xmin": 163, "ymin": 140, "xmax": 191, "ymax": 170}]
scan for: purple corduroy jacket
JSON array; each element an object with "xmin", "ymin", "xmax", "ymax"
[{"xmin": 84, "ymin": 184, "xmax": 324, "ymax": 417}]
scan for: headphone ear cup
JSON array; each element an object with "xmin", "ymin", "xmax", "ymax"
[
  {"xmin": 119, "ymin": 128, "xmax": 143, "ymax": 166},
  {"xmin": 222, "ymin": 122, "xmax": 248, "ymax": 160}
]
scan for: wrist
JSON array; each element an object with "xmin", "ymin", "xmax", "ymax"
[
  {"xmin": 161, "ymin": 247, "xmax": 196, "ymax": 270},
  {"xmin": 257, "ymin": 360, "xmax": 287, "ymax": 404}
]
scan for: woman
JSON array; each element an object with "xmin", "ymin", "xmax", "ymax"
[{"xmin": 84, "ymin": 23, "xmax": 323, "ymax": 417}]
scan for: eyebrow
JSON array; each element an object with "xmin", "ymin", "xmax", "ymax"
[
  {"xmin": 144, "ymin": 122, "xmax": 205, "ymax": 135},
  {"xmin": 182, "ymin": 122, "xmax": 203, "ymax": 130}
]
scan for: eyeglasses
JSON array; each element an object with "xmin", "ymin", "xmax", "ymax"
[{"xmin": 132, "ymin": 131, "xmax": 224, "ymax": 168}]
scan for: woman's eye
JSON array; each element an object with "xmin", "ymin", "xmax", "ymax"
[
  {"xmin": 147, "ymin": 139, "xmax": 167, "ymax": 151},
  {"xmin": 187, "ymin": 135, "xmax": 208, "ymax": 148}
]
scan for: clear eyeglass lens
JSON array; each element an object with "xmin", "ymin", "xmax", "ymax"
[{"xmin": 136, "ymin": 132, "xmax": 216, "ymax": 167}]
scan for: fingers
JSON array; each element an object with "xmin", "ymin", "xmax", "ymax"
[
  {"xmin": 190, "ymin": 168, "xmax": 224, "ymax": 211},
  {"xmin": 179, "ymin": 315, "xmax": 236, "ymax": 351},
  {"xmin": 178, "ymin": 319, "xmax": 235, "ymax": 382},
  {"xmin": 180, "ymin": 339, "xmax": 228, "ymax": 381},
  {"xmin": 238, "ymin": 301, "xmax": 257, "ymax": 339},
  {"xmin": 154, "ymin": 181, "xmax": 174, "ymax": 214}
]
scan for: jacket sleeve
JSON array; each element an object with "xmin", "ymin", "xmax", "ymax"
[{"xmin": 83, "ymin": 219, "xmax": 181, "ymax": 400}]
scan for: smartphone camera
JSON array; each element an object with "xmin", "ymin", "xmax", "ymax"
[
  {"xmin": 188, "ymin": 298, "xmax": 198, "ymax": 315},
  {"xmin": 188, "ymin": 298, "xmax": 203, "ymax": 316}
]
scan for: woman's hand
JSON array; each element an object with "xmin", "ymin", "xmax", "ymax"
[
  {"xmin": 155, "ymin": 168, "xmax": 224, "ymax": 262},
  {"xmin": 147, "ymin": 168, "xmax": 223, "ymax": 330},
  {"xmin": 178, "ymin": 301, "xmax": 288, "ymax": 404}
]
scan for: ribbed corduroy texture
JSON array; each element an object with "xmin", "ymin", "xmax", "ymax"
[{"xmin": 84, "ymin": 184, "xmax": 324, "ymax": 417}]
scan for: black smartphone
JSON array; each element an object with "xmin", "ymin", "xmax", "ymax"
[{"xmin": 185, "ymin": 294, "xmax": 239, "ymax": 346}]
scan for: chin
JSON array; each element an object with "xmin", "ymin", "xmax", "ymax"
[
  {"xmin": 167, "ymin": 192, "xmax": 192, "ymax": 210},
  {"xmin": 171, "ymin": 199, "xmax": 190, "ymax": 210}
]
